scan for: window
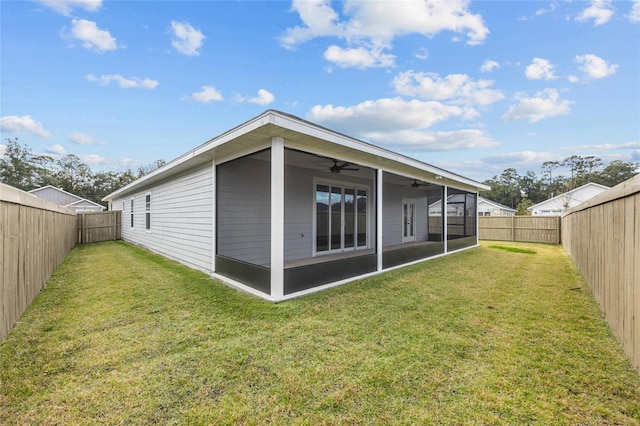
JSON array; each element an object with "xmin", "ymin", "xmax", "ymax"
[
  {"xmin": 315, "ymin": 181, "xmax": 368, "ymax": 254},
  {"xmin": 145, "ymin": 194, "xmax": 151, "ymax": 230},
  {"xmin": 130, "ymin": 199, "xmax": 134, "ymax": 228}
]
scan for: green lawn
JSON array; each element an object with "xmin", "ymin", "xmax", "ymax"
[{"xmin": 1, "ymin": 241, "xmax": 639, "ymax": 425}]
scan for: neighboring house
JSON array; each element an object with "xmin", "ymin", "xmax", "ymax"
[
  {"xmin": 29, "ymin": 185, "xmax": 105, "ymax": 213},
  {"xmin": 528, "ymin": 182, "xmax": 609, "ymax": 216},
  {"xmin": 103, "ymin": 110, "xmax": 489, "ymax": 301},
  {"xmin": 477, "ymin": 197, "xmax": 516, "ymax": 216}
]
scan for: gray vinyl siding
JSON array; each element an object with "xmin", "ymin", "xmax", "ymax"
[
  {"xmin": 115, "ymin": 162, "xmax": 213, "ymax": 273},
  {"xmin": 284, "ymin": 164, "xmax": 312, "ymax": 262},
  {"xmin": 382, "ymin": 181, "xmax": 430, "ymax": 247},
  {"xmin": 216, "ymin": 156, "xmax": 271, "ymax": 266}
]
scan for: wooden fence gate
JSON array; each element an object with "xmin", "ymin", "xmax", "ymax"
[{"xmin": 77, "ymin": 211, "xmax": 121, "ymax": 244}]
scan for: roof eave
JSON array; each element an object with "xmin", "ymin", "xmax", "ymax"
[{"xmin": 103, "ymin": 110, "xmax": 489, "ymax": 201}]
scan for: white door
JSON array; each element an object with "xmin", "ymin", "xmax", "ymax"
[{"xmin": 402, "ymin": 199, "xmax": 416, "ymax": 243}]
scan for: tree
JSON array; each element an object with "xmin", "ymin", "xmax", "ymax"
[
  {"xmin": 562, "ymin": 155, "xmax": 585, "ymax": 190},
  {"xmin": 54, "ymin": 154, "xmax": 93, "ymax": 198},
  {"xmin": 593, "ymin": 160, "xmax": 639, "ymax": 187},
  {"xmin": 582, "ymin": 155, "xmax": 603, "ymax": 183},
  {"xmin": 137, "ymin": 159, "xmax": 166, "ymax": 177},
  {"xmin": 516, "ymin": 197, "xmax": 533, "ymax": 215},
  {"xmin": 0, "ymin": 138, "xmax": 53, "ymax": 190},
  {"xmin": 541, "ymin": 160, "xmax": 559, "ymax": 188},
  {"xmin": 519, "ymin": 171, "xmax": 545, "ymax": 204}
]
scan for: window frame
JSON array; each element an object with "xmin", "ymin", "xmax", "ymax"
[
  {"xmin": 130, "ymin": 198, "xmax": 135, "ymax": 229},
  {"xmin": 312, "ymin": 178, "xmax": 370, "ymax": 257},
  {"xmin": 145, "ymin": 193, "xmax": 151, "ymax": 231}
]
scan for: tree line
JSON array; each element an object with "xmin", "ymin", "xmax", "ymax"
[
  {"xmin": 481, "ymin": 155, "xmax": 639, "ymax": 214},
  {"xmin": 2, "ymin": 137, "xmax": 638, "ymax": 213},
  {"xmin": 0, "ymin": 138, "xmax": 165, "ymax": 207}
]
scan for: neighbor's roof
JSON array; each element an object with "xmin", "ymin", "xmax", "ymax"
[
  {"xmin": 478, "ymin": 196, "xmax": 517, "ymax": 212},
  {"xmin": 29, "ymin": 185, "xmax": 105, "ymax": 210},
  {"xmin": 527, "ymin": 182, "xmax": 610, "ymax": 210},
  {"xmin": 103, "ymin": 110, "xmax": 489, "ymax": 202}
]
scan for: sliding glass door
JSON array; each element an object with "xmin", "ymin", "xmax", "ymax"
[{"xmin": 316, "ymin": 182, "xmax": 367, "ymax": 254}]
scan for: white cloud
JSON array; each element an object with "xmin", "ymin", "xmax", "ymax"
[
  {"xmin": 34, "ymin": 0, "xmax": 102, "ymax": 16},
  {"xmin": 308, "ymin": 98, "xmax": 466, "ymax": 135},
  {"xmin": 560, "ymin": 141, "xmax": 640, "ymax": 151},
  {"xmin": 502, "ymin": 89, "xmax": 572, "ymax": 122},
  {"xmin": 414, "ymin": 47, "xmax": 429, "ymax": 60},
  {"xmin": 279, "ymin": 0, "xmax": 343, "ymax": 48},
  {"xmin": 631, "ymin": 0, "xmax": 640, "ymax": 21},
  {"xmin": 46, "ymin": 144, "xmax": 66, "ymax": 155},
  {"xmin": 480, "ymin": 59, "xmax": 500, "ymax": 73},
  {"xmin": 308, "ymin": 97, "xmax": 499, "ymax": 151},
  {"xmin": 482, "ymin": 150, "xmax": 556, "ymax": 165},
  {"xmin": 0, "ymin": 115, "xmax": 52, "ymax": 138},
  {"xmin": 234, "ymin": 89, "xmax": 275, "ymax": 105},
  {"xmin": 280, "ymin": 0, "xmax": 488, "ymax": 68},
  {"xmin": 392, "ymin": 71, "xmax": 504, "ymax": 107},
  {"xmin": 525, "ymin": 58, "xmax": 557, "ymax": 80},
  {"xmin": 79, "ymin": 154, "xmax": 107, "ymax": 165},
  {"xmin": 576, "ymin": 0, "xmax": 614, "ymax": 26},
  {"xmin": 324, "ymin": 44, "xmax": 395, "ymax": 69},
  {"xmin": 365, "ymin": 128, "xmax": 499, "ymax": 152},
  {"xmin": 65, "ymin": 19, "xmax": 117, "ymax": 53},
  {"xmin": 170, "ymin": 21, "xmax": 206, "ymax": 56},
  {"xmin": 69, "ymin": 131, "xmax": 104, "ymax": 145},
  {"xmin": 190, "ymin": 86, "xmax": 223, "ymax": 103},
  {"xmin": 575, "ymin": 54, "xmax": 618, "ymax": 79},
  {"xmin": 535, "ymin": 2, "xmax": 559, "ymax": 17},
  {"xmin": 86, "ymin": 74, "xmax": 158, "ymax": 89},
  {"xmin": 249, "ymin": 89, "xmax": 275, "ymax": 105}
]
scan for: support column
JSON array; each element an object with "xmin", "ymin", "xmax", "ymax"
[
  {"xmin": 376, "ymin": 169, "xmax": 383, "ymax": 271},
  {"xmin": 474, "ymin": 193, "xmax": 479, "ymax": 244},
  {"xmin": 443, "ymin": 185, "xmax": 448, "ymax": 253},
  {"xmin": 211, "ymin": 159, "xmax": 216, "ymax": 273},
  {"xmin": 271, "ymin": 137, "xmax": 285, "ymax": 300}
]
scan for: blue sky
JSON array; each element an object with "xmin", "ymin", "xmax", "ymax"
[{"xmin": 1, "ymin": 0, "xmax": 639, "ymax": 182}]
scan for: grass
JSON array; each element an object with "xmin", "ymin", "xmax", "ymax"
[
  {"xmin": 1, "ymin": 240, "xmax": 639, "ymax": 425},
  {"xmin": 487, "ymin": 244, "xmax": 537, "ymax": 255}
]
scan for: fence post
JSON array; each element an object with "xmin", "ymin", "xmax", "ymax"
[
  {"xmin": 511, "ymin": 216, "xmax": 515, "ymax": 241},
  {"xmin": 83, "ymin": 213, "xmax": 87, "ymax": 244}
]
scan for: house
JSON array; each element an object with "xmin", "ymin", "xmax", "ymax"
[
  {"xmin": 428, "ymin": 196, "xmax": 514, "ymax": 217},
  {"xmin": 29, "ymin": 185, "xmax": 105, "ymax": 213},
  {"xmin": 477, "ymin": 197, "xmax": 516, "ymax": 216},
  {"xmin": 528, "ymin": 182, "xmax": 609, "ymax": 216},
  {"xmin": 103, "ymin": 110, "xmax": 489, "ymax": 301}
]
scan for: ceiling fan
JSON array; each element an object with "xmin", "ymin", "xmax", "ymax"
[
  {"xmin": 411, "ymin": 179, "xmax": 430, "ymax": 188},
  {"xmin": 329, "ymin": 160, "xmax": 359, "ymax": 173}
]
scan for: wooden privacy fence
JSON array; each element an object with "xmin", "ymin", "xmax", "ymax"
[
  {"xmin": 562, "ymin": 175, "xmax": 640, "ymax": 374},
  {"xmin": 77, "ymin": 211, "xmax": 121, "ymax": 244},
  {"xmin": 1, "ymin": 183, "xmax": 77, "ymax": 341},
  {"xmin": 478, "ymin": 216, "xmax": 561, "ymax": 243}
]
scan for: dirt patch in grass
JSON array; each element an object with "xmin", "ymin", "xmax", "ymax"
[{"xmin": 1, "ymin": 240, "xmax": 639, "ymax": 424}]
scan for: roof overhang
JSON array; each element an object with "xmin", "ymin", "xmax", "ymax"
[{"xmin": 103, "ymin": 110, "xmax": 489, "ymax": 202}]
